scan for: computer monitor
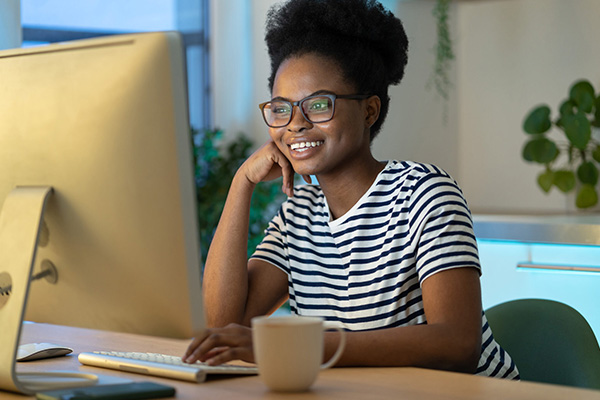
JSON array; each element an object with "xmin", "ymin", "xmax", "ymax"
[{"xmin": 0, "ymin": 32, "xmax": 205, "ymax": 341}]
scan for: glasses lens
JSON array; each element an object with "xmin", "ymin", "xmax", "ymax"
[
  {"xmin": 263, "ymin": 101, "xmax": 292, "ymax": 127},
  {"xmin": 302, "ymin": 96, "xmax": 334, "ymax": 123}
]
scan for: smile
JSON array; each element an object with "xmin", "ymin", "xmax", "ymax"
[{"xmin": 290, "ymin": 141, "xmax": 324, "ymax": 152}]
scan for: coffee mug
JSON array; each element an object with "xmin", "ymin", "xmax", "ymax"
[{"xmin": 251, "ymin": 315, "xmax": 346, "ymax": 392}]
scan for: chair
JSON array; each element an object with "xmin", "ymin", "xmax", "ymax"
[{"xmin": 485, "ymin": 298, "xmax": 600, "ymax": 389}]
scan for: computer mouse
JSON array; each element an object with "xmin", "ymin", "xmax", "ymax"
[{"xmin": 16, "ymin": 342, "xmax": 73, "ymax": 362}]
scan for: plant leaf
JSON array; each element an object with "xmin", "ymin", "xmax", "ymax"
[
  {"xmin": 562, "ymin": 112, "xmax": 591, "ymax": 149},
  {"xmin": 559, "ymin": 100, "xmax": 576, "ymax": 116},
  {"xmin": 570, "ymin": 80, "xmax": 595, "ymax": 114},
  {"xmin": 522, "ymin": 137, "xmax": 558, "ymax": 164},
  {"xmin": 522, "ymin": 141, "xmax": 535, "ymax": 162},
  {"xmin": 557, "ymin": 100, "xmax": 576, "ymax": 128},
  {"xmin": 553, "ymin": 170, "xmax": 576, "ymax": 193},
  {"xmin": 575, "ymin": 184, "xmax": 599, "ymax": 208},
  {"xmin": 594, "ymin": 95, "xmax": 600, "ymax": 128},
  {"xmin": 523, "ymin": 105, "xmax": 552, "ymax": 134},
  {"xmin": 577, "ymin": 161, "xmax": 599, "ymax": 185},
  {"xmin": 593, "ymin": 144, "xmax": 600, "ymax": 163},
  {"xmin": 537, "ymin": 170, "xmax": 554, "ymax": 193}
]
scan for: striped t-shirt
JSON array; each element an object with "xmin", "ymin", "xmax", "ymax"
[{"xmin": 251, "ymin": 160, "xmax": 519, "ymax": 379}]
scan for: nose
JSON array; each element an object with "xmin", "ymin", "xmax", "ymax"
[{"xmin": 287, "ymin": 104, "xmax": 313, "ymax": 132}]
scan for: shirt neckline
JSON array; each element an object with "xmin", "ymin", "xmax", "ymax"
[{"xmin": 325, "ymin": 160, "xmax": 394, "ymax": 228}]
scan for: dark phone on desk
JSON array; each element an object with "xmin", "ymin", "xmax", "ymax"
[{"xmin": 35, "ymin": 381, "xmax": 176, "ymax": 400}]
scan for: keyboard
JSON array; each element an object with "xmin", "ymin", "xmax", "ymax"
[{"xmin": 78, "ymin": 351, "xmax": 258, "ymax": 383}]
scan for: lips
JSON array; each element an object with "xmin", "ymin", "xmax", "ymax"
[{"xmin": 289, "ymin": 140, "xmax": 324, "ymax": 152}]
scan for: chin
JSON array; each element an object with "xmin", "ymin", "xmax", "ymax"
[{"xmin": 290, "ymin": 162, "xmax": 319, "ymax": 178}]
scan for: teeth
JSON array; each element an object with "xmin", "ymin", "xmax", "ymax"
[{"xmin": 290, "ymin": 141, "xmax": 323, "ymax": 151}]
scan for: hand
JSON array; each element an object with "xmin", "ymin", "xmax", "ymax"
[
  {"xmin": 239, "ymin": 140, "xmax": 312, "ymax": 197},
  {"xmin": 183, "ymin": 323, "xmax": 254, "ymax": 366}
]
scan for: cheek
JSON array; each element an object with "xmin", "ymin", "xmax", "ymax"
[
  {"xmin": 268, "ymin": 127, "xmax": 281, "ymax": 141},
  {"xmin": 269, "ymin": 128, "xmax": 286, "ymax": 149}
]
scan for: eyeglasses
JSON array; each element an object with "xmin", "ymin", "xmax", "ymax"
[{"xmin": 258, "ymin": 93, "xmax": 371, "ymax": 128}]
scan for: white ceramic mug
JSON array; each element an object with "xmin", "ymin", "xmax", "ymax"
[{"xmin": 251, "ymin": 315, "xmax": 346, "ymax": 392}]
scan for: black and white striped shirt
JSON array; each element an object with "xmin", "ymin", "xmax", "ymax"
[{"xmin": 252, "ymin": 160, "xmax": 519, "ymax": 379}]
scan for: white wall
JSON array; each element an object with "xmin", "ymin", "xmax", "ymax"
[
  {"xmin": 211, "ymin": 0, "xmax": 600, "ymax": 213},
  {"xmin": 0, "ymin": 0, "xmax": 21, "ymax": 50},
  {"xmin": 455, "ymin": 0, "xmax": 600, "ymax": 213},
  {"xmin": 376, "ymin": 0, "xmax": 459, "ymax": 177},
  {"xmin": 210, "ymin": 0, "xmax": 278, "ymax": 143}
]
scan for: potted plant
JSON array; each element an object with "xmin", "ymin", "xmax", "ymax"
[
  {"xmin": 192, "ymin": 128, "xmax": 286, "ymax": 264},
  {"xmin": 521, "ymin": 79, "xmax": 600, "ymax": 209}
]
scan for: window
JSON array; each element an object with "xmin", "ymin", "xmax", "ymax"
[{"xmin": 21, "ymin": 0, "xmax": 211, "ymax": 130}]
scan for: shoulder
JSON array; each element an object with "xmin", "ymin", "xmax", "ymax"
[
  {"xmin": 379, "ymin": 160, "xmax": 469, "ymax": 215},
  {"xmin": 383, "ymin": 160, "xmax": 453, "ymax": 180},
  {"xmin": 278, "ymin": 184, "xmax": 328, "ymax": 221},
  {"xmin": 291, "ymin": 183, "xmax": 324, "ymax": 199},
  {"xmin": 377, "ymin": 160, "xmax": 461, "ymax": 195},
  {"xmin": 285, "ymin": 184, "xmax": 325, "ymax": 209}
]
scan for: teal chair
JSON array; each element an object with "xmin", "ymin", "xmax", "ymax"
[{"xmin": 485, "ymin": 298, "xmax": 600, "ymax": 389}]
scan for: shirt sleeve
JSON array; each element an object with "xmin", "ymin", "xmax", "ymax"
[
  {"xmin": 407, "ymin": 168, "xmax": 481, "ymax": 283},
  {"xmin": 250, "ymin": 205, "xmax": 291, "ymax": 275}
]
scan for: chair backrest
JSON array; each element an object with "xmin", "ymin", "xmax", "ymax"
[{"xmin": 485, "ymin": 298, "xmax": 600, "ymax": 389}]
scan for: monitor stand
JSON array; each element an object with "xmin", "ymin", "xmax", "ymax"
[{"xmin": 0, "ymin": 186, "xmax": 65, "ymax": 395}]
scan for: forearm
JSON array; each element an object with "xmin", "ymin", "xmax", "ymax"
[
  {"xmin": 324, "ymin": 323, "xmax": 480, "ymax": 373},
  {"xmin": 203, "ymin": 172, "xmax": 255, "ymax": 327}
]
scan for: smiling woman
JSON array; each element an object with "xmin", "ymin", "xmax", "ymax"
[
  {"xmin": 183, "ymin": 0, "xmax": 519, "ymax": 381},
  {"xmin": 263, "ymin": 54, "xmax": 381, "ymax": 187}
]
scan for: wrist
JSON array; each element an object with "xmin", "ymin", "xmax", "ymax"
[{"xmin": 232, "ymin": 170, "xmax": 257, "ymax": 194}]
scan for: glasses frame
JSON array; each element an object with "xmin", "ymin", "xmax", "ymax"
[{"xmin": 258, "ymin": 93, "xmax": 371, "ymax": 128}]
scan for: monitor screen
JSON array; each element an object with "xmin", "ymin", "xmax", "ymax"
[{"xmin": 0, "ymin": 32, "xmax": 205, "ymax": 339}]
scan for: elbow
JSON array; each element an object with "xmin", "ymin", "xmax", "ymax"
[
  {"xmin": 445, "ymin": 336, "xmax": 481, "ymax": 374},
  {"xmin": 454, "ymin": 345, "xmax": 480, "ymax": 374},
  {"xmin": 426, "ymin": 330, "xmax": 481, "ymax": 374}
]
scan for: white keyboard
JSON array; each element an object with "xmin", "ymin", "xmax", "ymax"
[{"xmin": 78, "ymin": 351, "xmax": 258, "ymax": 383}]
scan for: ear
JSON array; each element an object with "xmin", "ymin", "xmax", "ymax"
[{"xmin": 364, "ymin": 95, "xmax": 381, "ymax": 129}]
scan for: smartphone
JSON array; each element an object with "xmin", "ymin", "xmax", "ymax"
[{"xmin": 35, "ymin": 381, "xmax": 176, "ymax": 400}]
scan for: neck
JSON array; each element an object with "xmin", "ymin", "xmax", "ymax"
[{"xmin": 318, "ymin": 157, "xmax": 386, "ymax": 220}]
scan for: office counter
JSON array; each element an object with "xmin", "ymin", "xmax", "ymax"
[
  {"xmin": 473, "ymin": 213, "xmax": 600, "ymax": 246},
  {"xmin": 5, "ymin": 322, "xmax": 600, "ymax": 399},
  {"xmin": 472, "ymin": 213, "xmax": 600, "ymax": 339}
]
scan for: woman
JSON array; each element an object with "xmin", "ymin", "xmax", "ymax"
[{"xmin": 184, "ymin": 0, "xmax": 518, "ymax": 379}]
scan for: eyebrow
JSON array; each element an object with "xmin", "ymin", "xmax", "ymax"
[{"xmin": 270, "ymin": 89, "xmax": 334, "ymax": 102}]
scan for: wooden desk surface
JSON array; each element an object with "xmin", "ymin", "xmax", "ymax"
[{"xmin": 4, "ymin": 322, "xmax": 600, "ymax": 399}]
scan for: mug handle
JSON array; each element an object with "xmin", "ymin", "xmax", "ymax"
[{"xmin": 320, "ymin": 322, "xmax": 347, "ymax": 369}]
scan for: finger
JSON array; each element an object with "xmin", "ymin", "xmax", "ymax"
[
  {"xmin": 185, "ymin": 326, "xmax": 251, "ymax": 363},
  {"xmin": 205, "ymin": 345, "xmax": 255, "ymax": 366},
  {"xmin": 302, "ymin": 175, "xmax": 313, "ymax": 184},
  {"xmin": 201, "ymin": 346, "xmax": 229, "ymax": 360},
  {"xmin": 183, "ymin": 331, "xmax": 209, "ymax": 361},
  {"xmin": 277, "ymin": 157, "xmax": 295, "ymax": 197},
  {"xmin": 189, "ymin": 333, "xmax": 246, "ymax": 364}
]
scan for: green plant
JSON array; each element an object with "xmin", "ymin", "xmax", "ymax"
[
  {"xmin": 429, "ymin": 0, "xmax": 454, "ymax": 103},
  {"xmin": 522, "ymin": 79, "xmax": 600, "ymax": 208},
  {"xmin": 192, "ymin": 128, "xmax": 286, "ymax": 263}
]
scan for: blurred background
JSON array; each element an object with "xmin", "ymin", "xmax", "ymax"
[{"xmin": 2, "ymin": 0, "xmax": 599, "ymax": 214}]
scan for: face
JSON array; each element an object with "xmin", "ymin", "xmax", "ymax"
[{"xmin": 268, "ymin": 53, "xmax": 378, "ymax": 178}]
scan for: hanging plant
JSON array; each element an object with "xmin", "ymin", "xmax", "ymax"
[{"xmin": 429, "ymin": 0, "xmax": 454, "ymax": 103}]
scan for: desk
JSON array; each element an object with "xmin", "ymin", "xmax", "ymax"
[{"xmin": 4, "ymin": 322, "xmax": 600, "ymax": 399}]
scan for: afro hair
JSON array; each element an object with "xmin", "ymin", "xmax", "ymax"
[{"xmin": 265, "ymin": 0, "xmax": 409, "ymax": 139}]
